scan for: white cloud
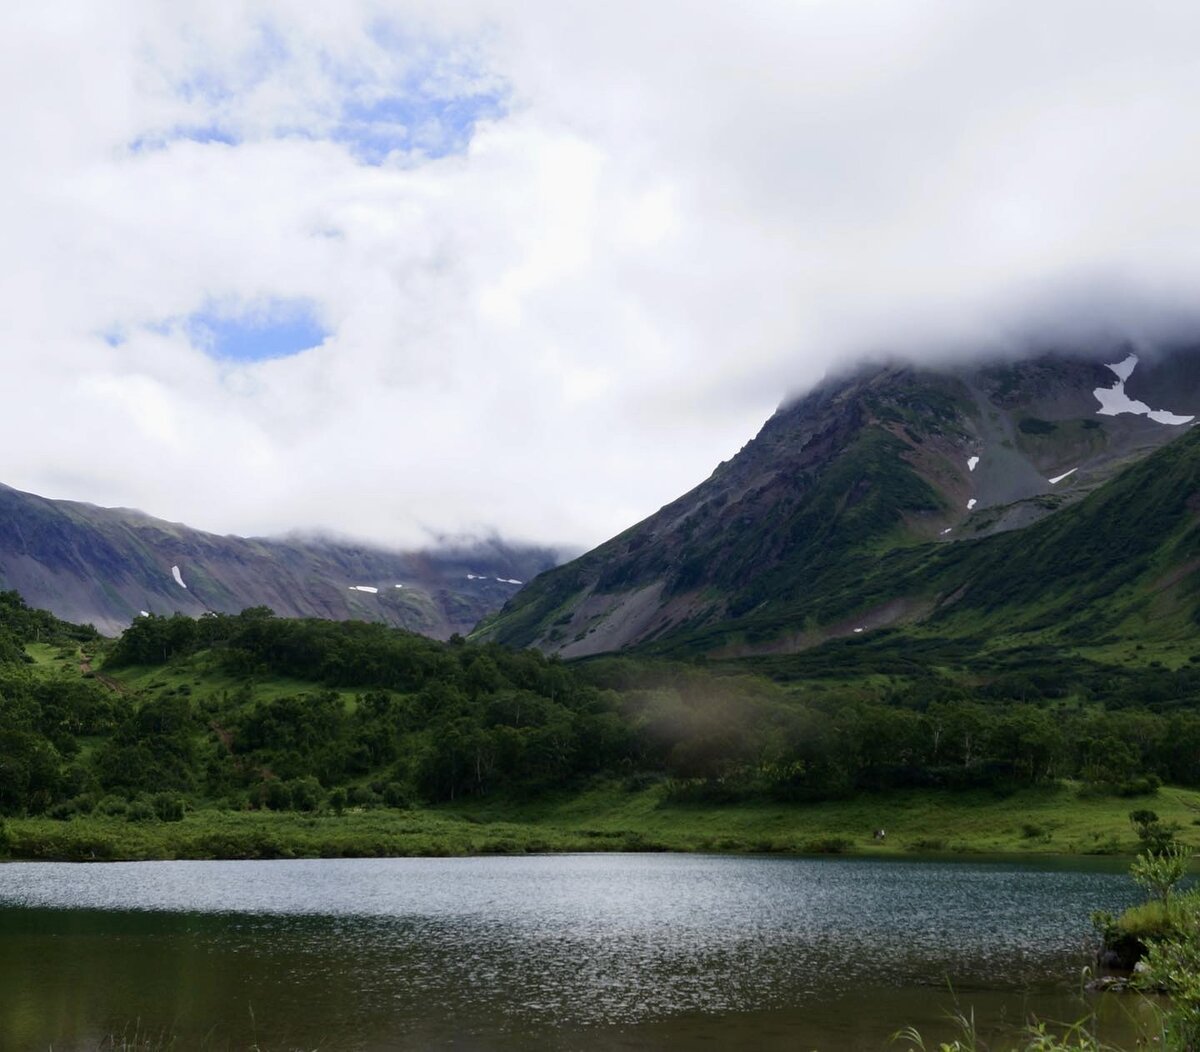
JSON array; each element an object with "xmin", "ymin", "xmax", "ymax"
[{"xmin": 4, "ymin": 2, "xmax": 1200, "ymax": 549}]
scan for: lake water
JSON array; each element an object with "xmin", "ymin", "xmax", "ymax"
[{"xmin": 0, "ymin": 853, "xmax": 1150, "ymax": 1050}]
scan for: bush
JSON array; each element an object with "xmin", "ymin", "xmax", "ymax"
[
  {"xmin": 1135, "ymin": 890, "xmax": 1200, "ymax": 1048},
  {"xmin": 96, "ymin": 796, "xmax": 128, "ymax": 817},
  {"xmin": 1132, "ymin": 843, "xmax": 1192, "ymax": 906},
  {"xmin": 152, "ymin": 793, "xmax": 185, "ymax": 822},
  {"xmin": 328, "ymin": 787, "xmax": 348, "ymax": 815},
  {"xmin": 262, "ymin": 781, "xmax": 292, "ymax": 811},
  {"xmin": 382, "ymin": 782, "xmax": 412, "ymax": 809},
  {"xmin": 287, "ymin": 777, "xmax": 322, "ymax": 813},
  {"xmin": 348, "ymin": 785, "xmax": 379, "ymax": 808},
  {"xmin": 126, "ymin": 799, "xmax": 155, "ymax": 823},
  {"xmin": 1117, "ymin": 775, "xmax": 1162, "ymax": 797}
]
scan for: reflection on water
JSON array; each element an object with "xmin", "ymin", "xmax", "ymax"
[{"xmin": 0, "ymin": 854, "xmax": 1143, "ymax": 1050}]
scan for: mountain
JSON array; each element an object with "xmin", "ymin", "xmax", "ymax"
[
  {"xmin": 475, "ymin": 340, "xmax": 1200, "ymax": 657},
  {"xmin": 0, "ymin": 483, "xmax": 559, "ymax": 638}
]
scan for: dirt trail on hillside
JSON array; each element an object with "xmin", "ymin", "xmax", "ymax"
[{"xmin": 78, "ymin": 653, "xmax": 129, "ymax": 694}]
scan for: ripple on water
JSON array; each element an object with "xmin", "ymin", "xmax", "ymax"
[{"xmin": 0, "ymin": 854, "xmax": 1137, "ymax": 1029}]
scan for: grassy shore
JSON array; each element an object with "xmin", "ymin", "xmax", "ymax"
[{"xmin": 7, "ymin": 780, "xmax": 1200, "ymax": 862}]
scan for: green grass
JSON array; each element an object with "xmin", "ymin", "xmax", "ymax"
[
  {"xmin": 24, "ymin": 641, "xmax": 80, "ymax": 669},
  {"xmin": 11, "ymin": 781, "xmax": 1200, "ymax": 862},
  {"xmin": 1113, "ymin": 898, "xmax": 1179, "ymax": 942},
  {"xmin": 110, "ymin": 657, "xmax": 360, "ymax": 712}
]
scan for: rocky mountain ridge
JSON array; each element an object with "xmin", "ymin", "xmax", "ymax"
[
  {"xmin": 0, "ymin": 483, "xmax": 559, "ymax": 638},
  {"xmin": 475, "ymin": 340, "xmax": 1200, "ymax": 657}
]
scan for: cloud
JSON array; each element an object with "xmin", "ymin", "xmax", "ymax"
[{"xmin": 4, "ymin": 2, "xmax": 1200, "ymax": 550}]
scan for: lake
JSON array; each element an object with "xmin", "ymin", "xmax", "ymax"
[{"xmin": 0, "ymin": 853, "xmax": 1148, "ymax": 1050}]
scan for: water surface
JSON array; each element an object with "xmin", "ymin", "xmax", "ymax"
[{"xmin": 0, "ymin": 853, "xmax": 1145, "ymax": 1050}]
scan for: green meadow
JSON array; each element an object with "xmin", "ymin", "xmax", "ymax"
[{"xmin": 8, "ymin": 779, "xmax": 1198, "ymax": 862}]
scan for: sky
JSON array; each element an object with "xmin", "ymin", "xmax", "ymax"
[{"xmin": 5, "ymin": 2, "xmax": 1200, "ymax": 551}]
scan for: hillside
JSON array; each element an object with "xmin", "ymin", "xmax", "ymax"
[
  {"xmin": 476, "ymin": 342, "xmax": 1200, "ymax": 657},
  {"xmin": 4, "ymin": 590, "xmax": 1200, "ymax": 861},
  {"xmin": 0, "ymin": 482, "xmax": 558, "ymax": 638}
]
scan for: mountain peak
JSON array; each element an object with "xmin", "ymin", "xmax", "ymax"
[{"xmin": 476, "ymin": 343, "xmax": 1200, "ymax": 657}]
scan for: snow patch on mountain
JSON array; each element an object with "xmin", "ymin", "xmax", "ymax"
[
  {"xmin": 967, "ymin": 456, "xmax": 979, "ymax": 472},
  {"xmin": 1049, "ymin": 468, "xmax": 1078, "ymax": 484},
  {"xmin": 349, "ymin": 585, "xmax": 378, "ymax": 594},
  {"xmin": 1094, "ymin": 354, "xmax": 1194, "ymax": 425},
  {"xmin": 171, "ymin": 565, "xmax": 187, "ymax": 589}
]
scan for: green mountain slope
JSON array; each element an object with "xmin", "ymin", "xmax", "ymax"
[
  {"xmin": 476, "ymin": 345, "xmax": 1200, "ymax": 658},
  {"xmin": 657, "ymin": 420, "xmax": 1200, "ymax": 659}
]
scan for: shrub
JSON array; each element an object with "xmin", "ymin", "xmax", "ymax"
[
  {"xmin": 152, "ymin": 793, "xmax": 185, "ymax": 822},
  {"xmin": 96, "ymin": 796, "xmax": 127, "ymax": 817},
  {"xmin": 348, "ymin": 785, "xmax": 379, "ymax": 808},
  {"xmin": 263, "ymin": 781, "xmax": 292, "ymax": 811},
  {"xmin": 1018, "ymin": 417, "xmax": 1058, "ymax": 435},
  {"xmin": 1132, "ymin": 843, "xmax": 1192, "ymax": 906},
  {"xmin": 1118, "ymin": 775, "xmax": 1162, "ymax": 798},
  {"xmin": 126, "ymin": 799, "xmax": 155, "ymax": 823},
  {"xmin": 382, "ymin": 782, "xmax": 412, "ymax": 809},
  {"xmin": 1130, "ymin": 807, "xmax": 1178, "ymax": 853},
  {"xmin": 287, "ymin": 777, "xmax": 322, "ymax": 813}
]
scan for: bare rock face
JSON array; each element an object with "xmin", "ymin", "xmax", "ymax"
[
  {"xmin": 477, "ymin": 340, "xmax": 1200, "ymax": 657},
  {"xmin": 0, "ymin": 484, "xmax": 559, "ymax": 638}
]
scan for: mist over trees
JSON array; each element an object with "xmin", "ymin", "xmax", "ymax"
[{"xmin": 0, "ymin": 596, "xmax": 1194, "ymax": 820}]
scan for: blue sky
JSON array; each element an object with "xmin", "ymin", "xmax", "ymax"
[
  {"xmin": 185, "ymin": 301, "xmax": 327, "ymax": 363},
  {"xmin": 128, "ymin": 22, "xmax": 505, "ymax": 165},
  {"xmin": 335, "ymin": 90, "xmax": 505, "ymax": 163}
]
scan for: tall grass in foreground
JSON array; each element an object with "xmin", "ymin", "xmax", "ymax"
[{"xmin": 894, "ymin": 1006, "xmax": 1122, "ymax": 1051}]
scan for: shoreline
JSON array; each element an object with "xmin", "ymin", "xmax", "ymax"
[{"xmin": 2, "ymin": 782, "xmax": 1192, "ymax": 864}]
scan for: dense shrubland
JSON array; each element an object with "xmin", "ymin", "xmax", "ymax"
[{"xmin": 1, "ymin": 593, "xmax": 1200, "ymax": 824}]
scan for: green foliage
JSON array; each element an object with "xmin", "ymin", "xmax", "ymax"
[
  {"xmin": 1018, "ymin": 417, "xmax": 1059, "ymax": 435},
  {"xmin": 1110, "ymin": 898, "xmax": 1179, "ymax": 943},
  {"xmin": 151, "ymin": 793, "xmax": 185, "ymax": 822},
  {"xmin": 1132, "ymin": 843, "xmax": 1192, "ymax": 906},
  {"xmin": 328, "ymin": 787, "xmax": 347, "ymax": 815},
  {"xmin": 8, "ymin": 584, "xmax": 1200, "ymax": 872},
  {"xmin": 126, "ymin": 799, "xmax": 156, "ymax": 823},
  {"xmin": 1137, "ymin": 893, "xmax": 1200, "ymax": 1050},
  {"xmin": 1131, "ymin": 808, "xmax": 1178, "ymax": 852},
  {"xmin": 0, "ymin": 590, "xmax": 99, "ymax": 647}
]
